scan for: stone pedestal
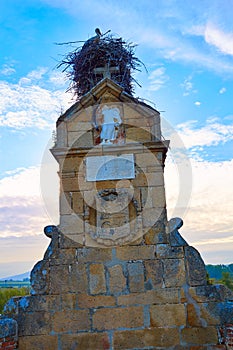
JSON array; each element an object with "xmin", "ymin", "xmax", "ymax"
[
  {"xmin": 2, "ymin": 221, "xmax": 233, "ymax": 350},
  {"xmin": 1, "ymin": 78, "xmax": 232, "ymax": 350}
]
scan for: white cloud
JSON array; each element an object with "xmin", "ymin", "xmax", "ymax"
[
  {"xmin": 165, "ymin": 156, "xmax": 233, "ymax": 264},
  {"xmin": 204, "ymin": 22, "xmax": 233, "ymax": 56},
  {"xmin": 194, "ymin": 101, "xmax": 201, "ymax": 106},
  {"xmin": 27, "ymin": 67, "xmax": 48, "ymax": 80},
  {"xmin": 0, "ymin": 64, "xmax": 16, "ymax": 76},
  {"xmin": 39, "ymin": 0, "xmax": 233, "ymax": 77},
  {"xmin": 0, "ymin": 141, "xmax": 232, "ymax": 265},
  {"xmin": 175, "ymin": 120, "xmax": 233, "ymax": 148},
  {"xmin": 219, "ymin": 87, "xmax": 226, "ymax": 94},
  {"xmin": 0, "ymin": 167, "xmax": 50, "ymax": 238},
  {"xmin": 147, "ymin": 67, "xmax": 169, "ymax": 91},
  {"xmin": 163, "ymin": 117, "xmax": 233, "ymax": 263},
  {"xmin": 0, "ymin": 166, "xmax": 40, "ymax": 197},
  {"xmin": 0, "ymin": 68, "xmax": 72, "ymax": 129},
  {"xmin": 0, "ymin": 236, "xmax": 49, "ymax": 278},
  {"xmin": 0, "ymin": 157, "xmax": 59, "ymax": 238},
  {"xmin": 181, "ymin": 76, "xmax": 195, "ymax": 96},
  {"xmin": 49, "ymin": 71, "xmax": 69, "ymax": 87}
]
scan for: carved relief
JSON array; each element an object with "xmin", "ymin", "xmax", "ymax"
[{"xmin": 86, "ymin": 188, "xmax": 141, "ymax": 246}]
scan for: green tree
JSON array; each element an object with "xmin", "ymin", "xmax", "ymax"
[
  {"xmin": 0, "ymin": 287, "xmax": 30, "ymax": 314},
  {"xmin": 219, "ymin": 271, "xmax": 233, "ymax": 291}
]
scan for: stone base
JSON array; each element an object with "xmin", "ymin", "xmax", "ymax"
[{"xmin": 2, "ymin": 220, "xmax": 233, "ymax": 350}]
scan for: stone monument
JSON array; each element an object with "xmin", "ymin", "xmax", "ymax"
[{"xmin": 0, "ymin": 31, "xmax": 232, "ymax": 350}]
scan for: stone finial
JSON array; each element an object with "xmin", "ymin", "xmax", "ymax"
[
  {"xmin": 44, "ymin": 225, "xmax": 58, "ymax": 238},
  {"xmin": 166, "ymin": 217, "xmax": 188, "ymax": 247}
]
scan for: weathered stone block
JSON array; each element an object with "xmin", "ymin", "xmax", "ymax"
[
  {"xmin": 61, "ymin": 293, "xmax": 78, "ymax": 310},
  {"xmin": 3, "ymin": 297, "xmax": 20, "ymax": 317},
  {"xmin": 131, "ymin": 173, "xmax": 148, "ymax": 187},
  {"xmin": 181, "ymin": 326, "xmax": 218, "ymax": 345},
  {"xmin": 185, "ymin": 246, "xmax": 207, "ymax": 286},
  {"xmin": 18, "ymin": 335, "xmax": 58, "ymax": 350},
  {"xmin": 76, "ymin": 174, "xmax": 94, "ymax": 191},
  {"xmin": 67, "ymin": 120, "xmax": 92, "ymax": 132},
  {"xmin": 150, "ymin": 304, "xmax": 186, "ymax": 327},
  {"xmin": 61, "ymin": 176, "xmax": 79, "ymax": 192},
  {"xmin": 0, "ymin": 318, "xmax": 17, "ymax": 338},
  {"xmin": 60, "ymin": 155, "xmax": 83, "ymax": 172},
  {"xmin": 152, "ymin": 186, "xmax": 166, "ymax": 207},
  {"xmin": 135, "ymin": 152, "xmax": 162, "ymax": 169},
  {"xmin": 93, "ymin": 306, "xmax": 144, "ymax": 330},
  {"xmin": 116, "ymin": 245, "xmax": 155, "ymax": 261},
  {"xmin": 143, "ymin": 208, "xmax": 165, "ymax": 228},
  {"xmin": 144, "ymin": 228, "xmax": 168, "ymax": 245},
  {"xmin": 49, "ymin": 247, "xmax": 76, "ymax": 265},
  {"xmin": 67, "ymin": 130, "xmax": 93, "ymax": 148},
  {"xmin": 59, "ymin": 233, "xmax": 83, "ymax": 248},
  {"xmin": 89, "ymin": 263, "xmax": 106, "ymax": 294},
  {"xmin": 72, "ymin": 191, "xmax": 84, "ymax": 213},
  {"xmin": 127, "ymin": 261, "xmax": 145, "ymax": 293},
  {"xmin": 78, "ymin": 294, "xmax": 116, "ymax": 308},
  {"xmin": 60, "ymin": 333, "xmax": 110, "ymax": 350},
  {"xmin": 22, "ymin": 295, "xmax": 60, "ymax": 313},
  {"xmin": 156, "ymin": 244, "xmax": 184, "ymax": 259},
  {"xmin": 187, "ymin": 285, "xmax": 233, "ymax": 303},
  {"xmin": 187, "ymin": 302, "xmax": 220, "ymax": 327},
  {"xmin": 108, "ymin": 265, "xmax": 126, "ymax": 294},
  {"xmin": 18, "ymin": 311, "xmax": 51, "ymax": 336},
  {"xmin": 49, "ymin": 265, "xmax": 70, "ymax": 294},
  {"xmin": 163, "ymin": 258, "xmax": 186, "ymax": 287},
  {"xmin": 77, "ymin": 247, "xmax": 112, "ymax": 262},
  {"xmin": 216, "ymin": 301, "xmax": 233, "ymax": 324},
  {"xmin": 56, "ymin": 121, "xmax": 67, "ymax": 147},
  {"xmin": 52, "ymin": 310, "xmax": 90, "ymax": 333},
  {"xmin": 113, "ymin": 328, "xmax": 180, "ymax": 349},
  {"xmin": 126, "ymin": 126, "xmax": 151, "ymax": 142},
  {"xmin": 59, "ymin": 213, "xmax": 84, "ymax": 234},
  {"xmin": 144, "ymin": 259, "xmax": 163, "ymax": 288},
  {"xmin": 60, "ymin": 192, "xmax": 72, "ymax": 215},
  {"xmin": 117, "ymin": 288, "xmax": 180, "ymax": 306},
  {"xmin": 69, "ymin": 263, "xmax": 88, "ymax": 293},
  {"xmin": 30, "ymin": 260, "xmax": 50, "ymax": 295}
]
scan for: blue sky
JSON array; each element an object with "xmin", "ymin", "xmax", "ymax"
[{"xmin": 0, "ymin": 0, "xmax": 233, "ymax": 278}]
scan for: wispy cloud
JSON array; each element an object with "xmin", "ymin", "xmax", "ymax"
[
  {"xmin": 165, "ymin": 155, "xmax": 233, "ymax": 263},
  {"xmin": 41, "ymin": 0, "xmax": 233, "ymax": 76},
  {"xmin": 0, "ymin": 64, "xmax": 16, "ymax": 76},
  {"xmin": 181, "ymin": 76, "xmax": 197, "ymax": 96},
  {"xmin": 0, "ymin": 167, "xmax": 49, "ymax": 238},
  {"xmin": 219, "ymin": 87, "xmax": 226, "ymax": 94},
  {"xmin": 176, "ymin": 119, "xmax": 233, "ymax": 148},
  {"xmin": 0, "ymin": 68, "xmax": 72, "ymax": 129},
  {"xmin": 0, "ymin": 236, "xmax": 49, "ymax": 278},
  {"xmin": 204, "ymin": 22, "xmax": 233, "ymax": 56},
  {"xmin": 147, "ymin": 66, "xmax": 169, "ymax": 91}
]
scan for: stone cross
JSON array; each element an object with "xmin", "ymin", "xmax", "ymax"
[{"xmin": 93, "ymin": 62, "xmax": 119, "ymax": 79}]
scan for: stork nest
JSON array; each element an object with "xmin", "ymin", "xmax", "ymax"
[{"xmin": 58, "ymin": 34, "xmax": 144, "ymax": 99}]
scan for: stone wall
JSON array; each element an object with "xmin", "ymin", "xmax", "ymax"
[
  {"xmin": 1, "ymin": 220, "xmax": 233, "ymax": 350},
  {"xmin": 0, "ymin": 318, "xmax": 17, "ymax": 350}
]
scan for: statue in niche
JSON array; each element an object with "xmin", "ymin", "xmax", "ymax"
[{"xmin": 97, "ymin": 105, "xmax": 122, "ymax": 144}]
